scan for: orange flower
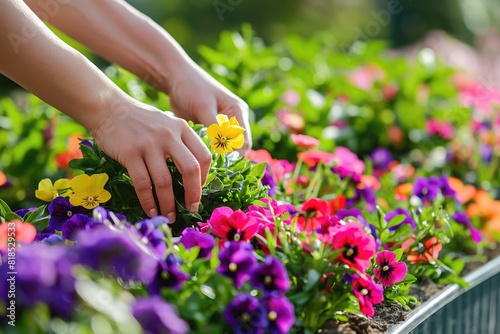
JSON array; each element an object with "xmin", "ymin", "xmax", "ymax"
[
  {"xmin": 360, "ymin": 175, "xmax": 380, "ymax": 191},
  {"xmin": 395, "ymin": 183, "xmax": 413, "ymax": 201},
  {"xmin": 0, "ymin": 171, "xmax": 6, "ymax": 187},
  {"xmin": 448, "ymin": 177, "xmax": 476, "ymax": 204},
  {"xmin": 0, "ymin": 220, "xmax": 37, "ymax": 250},
  {"xmin": 55, "ymin": 135, "xmax": 84, "ymax": 169},
  {"xmin": 402, "ymin": 235, "xmax": 442, "ymax": 264}
]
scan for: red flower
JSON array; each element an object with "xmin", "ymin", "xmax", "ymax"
[
  {"xmin": 208, "ymin": 207, "xmax": 258, "ymax": 247},
  {"xmin": 297, "ymin": 150, "xmax": 335, "ymax": 168},
  {"xmin": 245, "ymin": 149, "xmax": 273, "ymax": 164},
  {"xmin": 297, "ymin": 198, "xmax": 331, "ymax": 231},
  {"xmin": 328, "ymin": 195, "xmax": 346, "ymax": 214},
  {"xmin": 402, "ymin": 235, "xmax": 442, "ymax": 264},
  {"xmin": 0, "ymin": 220, "xmax": 37, "ymax": 250},
  {"xmin": 331, "ymin": 222, "xmax": 376, "ymax": 272},
  {"xmin": 352, "ymin": 275, "xmax": 384, "ymax": 317},
  {"xmin": 290, "ymin": 134, "xmax": 320, "ymax": 148},
  {"xmin": 373, "ymin": 250, "xmax": 407, "ymax": 287}
]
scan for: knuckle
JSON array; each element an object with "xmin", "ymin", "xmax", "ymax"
[
  {"xmin": 184, "ymin": 161, "xmax": 201, "ymax": 177},
  {"xmin": 154, "ymin": 174, "xmax": 173, "ymax": 189},
  {"xmin": 134, "ymin": 178, "xmax": 152, "ymax": 192},
  {"xmin": 200, "ymin": 152, "xmax": 212, "ymax": 166}
]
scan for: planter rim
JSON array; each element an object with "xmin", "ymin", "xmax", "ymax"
[{"xmin": 387, "ymin": 255, "xmax": 500, "ymax": 334}]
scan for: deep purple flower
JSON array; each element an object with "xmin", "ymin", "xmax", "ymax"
[
  {"xmin": 224, "ymin": 293, "xmax": 267, "ymax": 334},
  {"xmin": 179, "ymin": 228, "xmax": 215, "ymax": 259},
  {"xmin": 451, "ymin": 212, "xmax": 482, "ymax": 243},
  {"xmin": 373, "ymin": 250, "xmax": 407, "ymax": 287},
  {"xmin": 430, "ymin": 175, "xmax": 456, "ymax": 198},
  {"xmin": 262, "ymin": 295, "xmax": 295, "ymax": 334},
  {"xmin": 412, "ymin": 177, "xmax": 440, "ymax": 202},
  {"xmin": 41, "ymin": 234, "xmax": 65, "ymax": 245},
  {"xmin": 217, "ymin": 242, "xmax": 257, "ymax": 288},
  {"xmin": 261, "ymin": 164, "xmax": 277, "ymax": 196},
  {"xmin": 80, "ymin": 139, "xmax": 94, "ymax": 149},
  {"xmin": 62, "ymin": 213, "xmax": 97, "ymax": 241},
  {"xmin": 134, "ymin": 216, "xmax": 169, "ymax": 257},
  {"xmin": 347, "ymin": 187, "xmax": 377, "ymax": 212},
  {"xmin": 34, "ymin": 226, "xmax": 56, "ymax": 242},
  {"xmin": 132, "ymin": 296, "xmax": 189, "ymax": 334},
  {"xmin": 74, "ymin": 226, "xmax": 157, "ymax": 282},
  {"xmin": 48, "ymin": 197, "xmax": 86, "ymax": 231},
  {"xmin": 92, "ymin": 206, "xmax": 127, "ymax": 224},
  {"xmin": 385, "ymin": 208, "xmax": 416, "ymax": 231},
  {"xmin": 149, "ymin": 254, "xmax": 190, "ymax": 293},
  {"xmin": 14, "ymin": 207, "xmax": 36, "ymax": 218},
  {"xmin": 370, "ymin": 148, "xmax": 393, "ymax": 171},
  {"xmin": 0, "ymin": 244, "xmax": 76, "ymax": 318},
  {"xmin": 250, "ymin": 256, "xmax": 290, "ymax": 294}
]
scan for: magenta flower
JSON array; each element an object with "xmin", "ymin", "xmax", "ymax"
[
  {"xmin": 208, "ymin": 207, "xmax": 258, "ymax": 246},
  {"xmin": 331, "ymin": 222, "xmax": 376, "ymax": 273},
  {"xmin": 451, "ymin": 212, "xmax": 482, "ymax": 243},
  {"xmin": 250, "ymin": 256, "xmax": 290, "ymax": 295},
  {"xmin": 352, "ymin": 275, "xmax": 384, "ymax": 317},
  {"xmin": 217, "ymin": 242, "xmax": 257, "ymax": 288},
  {"xmin": 373, "ymin": 251, "xmax": 407, "ymax": 287}
]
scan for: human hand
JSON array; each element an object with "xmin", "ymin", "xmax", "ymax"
[
  {"xmin": 166, "ymin": 62, "xmax": 252, "ymax": 153},
  {"xmin": 90, "ymin": 98, "xmax": 212, "ymax": 222}
]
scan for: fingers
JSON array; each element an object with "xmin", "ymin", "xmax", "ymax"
[
  {"xmin": 144, "ymin": 151, "xmax": 176, "ymax": 222},
  {"xmin": 125, "ymin": 158, "xmax": 158, "ymax": 218},
  {"xmin": 219, "ymin": 100, "xmax": 253, "ymax": 153},
  {"xmin": 182, "ymin": 127, "xmax": 212, "ymax": 187}
]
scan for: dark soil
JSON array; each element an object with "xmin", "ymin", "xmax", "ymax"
[{"xmin": 319, "ymin": 244, "xmax": 500, "ymax": 334}]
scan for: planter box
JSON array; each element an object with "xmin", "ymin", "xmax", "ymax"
[{"xmin": 387, "ymin": 256, "xmax": 500, "ymax": 334}]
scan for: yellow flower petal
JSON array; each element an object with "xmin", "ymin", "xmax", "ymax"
[
  {"xmin": 229, "ymin": 116, "xmax": 241, "ymax": 126},
  {"xmin": 229, "ymin": 133, "xmax": 245, "ymax": 149},
  {"xmin": 225, "ymin": 126, "xmax": 245, "ymax": 139},
  {"xmin": 206, "ymin": 124, "xmax": 221, "ymax": 141},
  {"xmin": 69, "ymin": 193, "xmax": 87, "ymax": 208},
  {"xmin": 216, "ymin": 114, "xmax": 230, "ymax": 125},
  {"xmin": 54, "ymin": 178, "xmax": 71, "ymax": 197},
  {"xmin": 69, "ymin": 174, "xmax": 91, "ymax": 194},
  {"xmin": 87, "ymin": 174, "xmax": 109, "ymax": 194},
  {"xmin": 96, "ymin": 189, "xmax": 112, "ymax": 204},
  {"xmin": 35, "ymin": 179, "xmax": 55, "ymax": 202}
]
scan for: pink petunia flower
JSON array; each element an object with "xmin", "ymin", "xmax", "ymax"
[
  {"xmin": 297, "ymin": 150, "xmax": 335, "ymax": 168},
  {"xmin": 352, "ymin": 275, "xmax": 384, "ymax": 317},
  {"xmin": 290, "ymin": 134, "xmax": 320, "ymax": 149},
  {"xmin": 373, "ymin": 250, "xmax": 407, "ymax": 287},
  {"xmin": 208, "ymin": 207, "xmax": 258, "ymax": 247},
  {"xmin": 331, "ymin": 222, "xmax": 376, "ymax": 273}
]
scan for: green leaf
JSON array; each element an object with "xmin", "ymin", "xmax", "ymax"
[{"xmin": 304, "ymin": 269, "xmax": 321, "ymax": 291}]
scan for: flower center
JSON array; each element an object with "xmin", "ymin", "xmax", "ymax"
[
  {"xmin": 229, "ymin": 263, "xmax": 238, "ymax": 272},
  {"xmin": 161, "ymin": 271, "xmax": 170, "ymax": 280},
  {"xmin": 233, "ymin": 233, "xmax": 241, "ymax": 242},
  {"xmin": 346, "ymin": 248, "xmax": 354, "ymax": 257},
  {"xmin": 268, "ymin": 311, "xmax": 277, "ymax": 321},
  {"xmin": 215, "ymin": 134, "xmax": 230, "ymax": 150},
  {"xmin": 67, "ymin": 210, "xmax": 73, "ymax": 217},
  {"xmin": 241, "ymin": 312, "xmax": 251, "ymax": 322},
  {"xmin": 264, "ymin": 275, "xmax": 272, "ymax": 285},
  {"xmin": 382, "ymin": 265, "xmax": 390, "ymax": 271},
  {"xmin": 422, "ymin": 188, "xmax": 428, "ymax": 195},
  {"xmin": 361, "ymin": 288, "xmax": 369, "ymax": 296},
  {"xmin": 82, "ymin": 195, "xmax": 99, "ymax": 208}
]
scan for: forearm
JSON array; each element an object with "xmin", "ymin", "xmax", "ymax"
[
  {"xmin": 0, "ymin": 0, "xmax": 133, "ymax": 133},
  {"xmin": 24, "ymin": 0, "xmax": 193, "ymax": 94}
]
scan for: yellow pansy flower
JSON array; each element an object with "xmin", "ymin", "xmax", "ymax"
[
  {"xmin": 207, "ymin": 114, "xmax": 245, "ymax": 154},
  {"xmin": 69, "ymin": 173, "xmax": 111, "ymax": 209},
  {"xmin": 35, "ymin": 178, "xmax": 71, "ymax": 202}
]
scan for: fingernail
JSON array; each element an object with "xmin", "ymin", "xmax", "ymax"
[
  {"xmin": 190, "ymin": 202, "xmax": 200, "ymax": 213},
  {"xmin": 167, "ymin": 212, "xmax": 176, "ymax": 223},
  {"xmin": 149, "ymin": 208, "xmax": 158, "ymax": 217}
]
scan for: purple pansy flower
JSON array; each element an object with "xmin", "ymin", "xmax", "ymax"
[
  {"xmin": 217, "ymin": 242, "xmax": 257, "ymax": 288},
  {"xmin": 0, "ymin": 244, "xmax": 76, "ymax": 318},
  {"xmin": 412, "ymin": 177, "xmax": 440, "ymax": 202},
  {"xmin": 73, "ymin": 226, "xmax": 157, "ymax": 282},
  {"xmin": 62, "ymin": 213, "xmax": 98, "ymax": 241},
  {"xmin": 262, "ymin": 295, "xmax": 295, "ymax": 334},
  {"xmin": 132, "ymin": 296, "xmax": 189, "ymax": 334},
  {"xmin": 134, "ymin": 216, "xmax": 169, "ymax": 257},
  {"xmin": 179, "ymin": 228, "xmax": 215, "ymax": 259},
  {"xmin": 48, "ymin": 197, "xmax": 86, "ymax": 231},
  {"xmin": 224, "ymin": 293, "xmax": 267, "ymax": 334},
  {"xmin": 451, "ymin": 212, "xmax": 482, "ymax": 243},
  {"xmin": 250, "ymin": 256, "xmax": 290, "ymax": 295},
  {"xmin": 262, "ymin": 164, "xmax": 276, "ymax": 196},
  {"xmin": 385, "ymin": 208, "xmax": 416, "ymax": 231},
  {"xmin": 430, "ymin": 175, "xmax": 456, "ymax": 198},
  {"xmin": 14, "ymin": 207, "xmax": 37, "ymax": 218},
  {"xmin": 93, "ymin": 206, "xmax": 127, "ymax": 224},
  {"xmin": 370, "ymin": 148, "xmax": 393, "ymax": 171},
  {"xmin": 149, "ymin": 254, "xmax": 190, "ymax": 293}
]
